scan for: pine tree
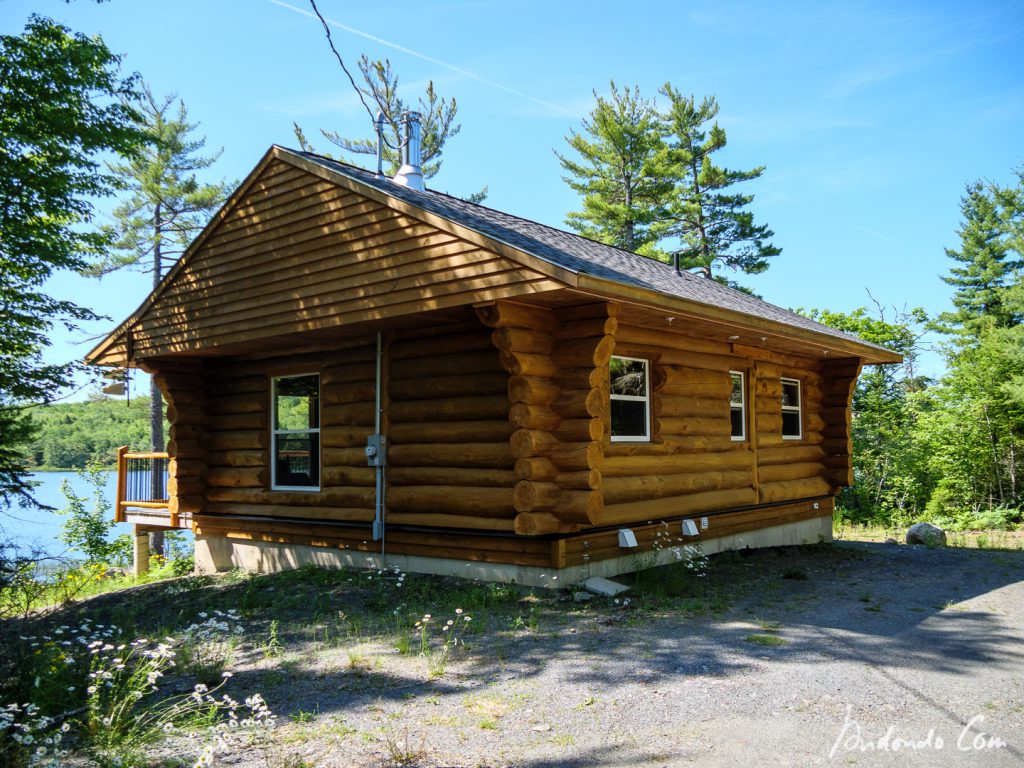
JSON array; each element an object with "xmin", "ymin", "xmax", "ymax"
[
  {"xmin": 294, "ymin": 56, "xmax": 459, "ymax": 180},
  {"xmin": 935, "ymin": 179, "xmax": 1023, "ymax": 340},
  {"xmin": 659, "ymin": 85, "xmax": 780, "ymax": 283},
  {"xmin": 556, "ymin": 82, "xmax": 673, "ymax": 253},
  {"xmin": 89, "ymin": 85, "xmax": 229, "ymax": 551}
]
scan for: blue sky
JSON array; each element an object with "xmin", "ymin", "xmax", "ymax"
[{"xmin": 5, "ymin": 0, "xmax": 1024, "ymax": 392}]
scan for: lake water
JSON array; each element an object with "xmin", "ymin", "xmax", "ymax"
[{"xmin": 2, "ymin": 471, "xmax": 191, "ymax": 558}]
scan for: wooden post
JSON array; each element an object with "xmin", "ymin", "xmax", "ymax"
[
  {"xmin": 115, "ymin": 446, "xmax": 128, "ymax": 523},
  {"xmin": 132, "ymin": 525, "xmax": 150, "ymax": 576}
]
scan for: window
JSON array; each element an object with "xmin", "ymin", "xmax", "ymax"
[
  {"xmin": 610, "ymin": 356, "xmax": 649, "ymax": 441},
  {"xmin": 781, "ymin": 377, "xmax": 802, "ymax": 440},
  {"xmin": 271, "ymin": 374, "xmax": 320, "ymax": 490},
  {"xmin": 730, "ymin": 371, "xmax": 746, "ymax": 441}
]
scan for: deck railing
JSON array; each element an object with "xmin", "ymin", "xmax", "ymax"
[{"xmin": 114, "ymin": 446, "xmax": 170, "ymax": 523}]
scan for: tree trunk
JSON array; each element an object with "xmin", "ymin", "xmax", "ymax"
[{"xmin": 150, "ymin": 203, "xmax": 165, "ymax": 559}]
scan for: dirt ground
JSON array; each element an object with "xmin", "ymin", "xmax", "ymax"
[
  {"xmin": 9, "ymin": 540, "xmax": 1024, "ymax": 767},
  {"xmin": 202, "ymin": 542, "xmax": 1024, "ymax": 767}
]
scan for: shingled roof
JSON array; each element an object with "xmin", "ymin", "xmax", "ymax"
[{"xmin": 287, "ymin": 148, "xmax": 891, "ymax": 357}]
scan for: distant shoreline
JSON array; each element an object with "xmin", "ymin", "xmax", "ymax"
[{"xmin": 29, "ymin": 467, "xmax": 116, "ymax": 473}]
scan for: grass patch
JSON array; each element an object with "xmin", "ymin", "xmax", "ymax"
[{"xmin": 744, "ymin": 633, "xmax": 788, "ymax": 647}]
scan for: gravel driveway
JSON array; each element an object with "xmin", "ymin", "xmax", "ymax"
[{"xmin": 246, "ymin": 541, "xmax": 1023, "ymax": 768}]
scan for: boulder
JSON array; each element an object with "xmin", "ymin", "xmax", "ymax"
[
  {"xmin": 884, "ymin": 537, "xmax": 899, "ymax": 545},
  {"xmin": 906, "ymin": 522, "xmax": 947, "ymax": 548}
]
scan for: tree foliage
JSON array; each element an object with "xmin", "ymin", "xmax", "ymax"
[
  {"xmin": 658, "ymin": 86, "xmax": 780, "ymax": 281},
  {"xmin": 818, "ymin": 166, "xmax": 1024, "ymax": 531},
  {"xmin": 25, "ymin": 395, "xmax": 158, "ymax": 470},
  {"xmin": 556, "ymin": 82, "xmax": 672, "ymax": 253},
  {"xmin": 0, "ymin": 15, "xmax": 146, "ymax": 509},
  {"xmin": 557, "ymin": 82, "xmax": 779, "ymax": 287}
]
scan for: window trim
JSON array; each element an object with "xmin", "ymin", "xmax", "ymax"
[
  {"xmin": 729, "ymin": 370, "xmax": 746, "ymax": 442},
  {"xmin": 270, "ymin": 373, "xmax": 321, "ymax": 492},
  {"xmin": 609, "ymin": 355, "xmax": 651, "ymax": 443},
  {"xmin": 780, "ymin": 377, "xmax": 802, "ymax": 441}
]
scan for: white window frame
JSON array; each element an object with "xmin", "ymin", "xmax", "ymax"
[
  {"xmin": 729, "ymin": 370, "xmax": 746, "ymax": 442},
  {"xmin": 781, "ymin": 377, "xmax": 802, "ymax": 441},
  {"xmin": 609, "ymin": 355, "xmax": 650, "ymax": 443},
  {"xmin": 271, "ymin": 373, "xmax": 321, "ymax": 491}
]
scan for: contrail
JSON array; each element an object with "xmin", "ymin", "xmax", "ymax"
[{"xmin": 268, "ymin": 0, "xmax": 577, "ymax": 117}]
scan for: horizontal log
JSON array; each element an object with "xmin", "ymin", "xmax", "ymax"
[
  {"xmin": 166, "ymin": 404, "xmax": 206, "ymax": 427},
  {"xmin": 514, "ymin": 512, "xmax": 577, "ymax": 536},
  {"xmin": 758, "ymin": 477, "xmax": 832, "ymax": 504},
  {"xmin": 510, "ymin": 428, "xmax": 559, "ymax": 458},
  {"xmin": 491, "ymin": 326, "xmax": 554, "ymax": 355},
  {"xmin": 616, "ymin": 324, "xmax": 732, "ymax": 355},
  {"xmin": 388, "ymin": 466, "xmax": 516, "ymax": 487},
  {"xmin": 207, "ymin": 431, "xmax": 266, "ymax": 451},
  {"xmin": 206, "ymin": 467, "xmax": 266, "ymax": 488},
  {"xmin": 206, "ymin": 487, "xmax": 374, "ymax": 508},
  {"xmin": 601, "ymin": 451, "xmax": 753, "ymax": 477},
  {"xmin": 508, "ymin": 403, "xmax": 561, "ymax": 430},
  {"xmin": 388, "ymin": 442, "xmax": 513, "ymax": 469},
  {"xmin": 602, "ymin": 470, "xmax": 754, "ymax": 504},
  {"xmin": 388, "ymin": 330, "xmax": 493, "ymax": 360},
  {"xmin": 169, "ymin": 495, "xmax": 203, "ymax": 516},
  {"xmin": 168, "ymin": 423, "xmax": 207, "ymax": 442},
  {"xmin": 657, "ymin": 417, "xmax": 732, "ymax": 437},
  {"xmin": 208, "ymin": 392, "xmax": 264, "ymax": 415},
  {"xmin": 756, "ymin": 413, "xmax": 783, "ymax": 432},
  {"xmin": 208, "ymin": 412, "xmax": 265, "ymax": 431},
  {"xmin": 757, "ymin": 462, "xmax": 824, "ymax": 483},
  {"xmin": 757, "ymin": 431, "xmax": 824, "ymax": 448},
  {"xmin": 386, "ymin": 485, "xmax": 514, "ymax": 517},
  {"xmin": 515, "ymin": 457, "xmax": 557, "ymax": 482},
  {"xmin": 555, "ymin": 315, "xmax": 618, "ymax": 339},
  {"xmin": 389, "ymin": 395, "xmax": 510, "ymax": 423},
  {"xmin": 553, "ymin": 417, "xmax": 603, "ymax": 442},
  {"xmin": 166, "ymin": 438, "xmax": 205, "ymax": 460},
  {"xmin": 553, "ymin": 388, "xmax": 604, "ymax": 419},
  {"xmin": 211, "ymin": 376, "xmax": 266, "ymax": 397},
  {"xmin": 321, "ymin": 382, "xmax": 376, "ymax": 406},
  {"xmin": 553, "ymin": 366, "xmax": 605, "ymax": 391},
  {"xmin": 382, "ymin": 513, "xmax": 514, "ymax": 531},
  {"xmin": 659, "ymin": 381, "xmax": 733, "ymax": 400},
  {"xmin": 658, "ymin": 395, "xmax": 729, "ymax": 418},
  {"xmin": 513, "ymin": 481, "xmax": 562, "ymax": 512},
  {"xmin": 390, "ymin": 372, "xmax": 507, "ymax": 401},
  {"xmin": 162, "ymin": 389, "xmax": 208, "ymax": 409},
  {"xmin": 640, "ymin": 348, "xmax": 740, "ymax": 372},
  {"xmin": 549, "ymin": 441, "xmax": 602, "ymax": 471},
  {"xmin": 321, "ymin": 425, "xmax": 374, "ymax": 448},
  {"xmin": 168, "ymin": 476, "xmax": 205, "ymax": 497},
  {"xmin": 554, "ymin": 335, "xmax": 615, "ymax": 367},
  {"xmin": 320, "ymin": 402, "xmax": 375, "ymax": 427},
  {"xmin": 758, "ymin": 445, "xmax": 826, "ymax": 465},
  {"xmin": 558, "ymin": 468, "xmax": 601, "ymax": 490},
  {"xmin": 498, "ymin": 350, "xmax": 557, "ymax": 377},
  {"xmin": 169, "ymin": 457, "xmax": 205, "ymax": 477},
  {"xmin": 206, "ymin": 450, "xmax": 265, "ymax": 468},
  {"xmin": 662, "ymin": 366, "xmax": 731, "ymax": 387},
  {"xmin": 387, "ymin": 420, "xmax": 514, "ymax": 444},
  {"xmin": 321, "ymin": 465, "xmax": 376, "ymax": 486},
  {"xmin": 507, "ymin": 375, "xmax": 560, "ymax": 405},
  {"xmin": 598, "ymin": 487, "xmax": 757, "ymax": 527},
  {"xmin": 660, "ymin": 435, "xmax": 739, "ymax": 453},
  {"xmin": 204, "ymin": 503, "xmax": 373, "ymax": 522},
  {"xmin": 323, "ymin": 447, "xmax": 368, "ymax": 466},
  {"xmin": 554, "ymin": 490, "xmax": 602, "ymax": 524},
  {"xmin": 390, "ymin": 350, "xmax": 500, "ymax": 380},
  {"xmin": 321, "ymin": 362, "xmax": 376, "ymax": 386},
  {"xmin": 476, "ymin": 301, "xmax": 556, "ymax": 332},
  {"xmin": 732, "ymin": 343, "xmax": 818, "ymax": 370}
]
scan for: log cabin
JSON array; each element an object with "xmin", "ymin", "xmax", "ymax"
[{"xmin": 88, "ymin": 120, "xmax": 900, "ymax": 586}]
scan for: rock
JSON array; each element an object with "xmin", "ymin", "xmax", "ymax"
[
  {"xmin": 583, "ymin": 576, "xmax": 630, "ymax": 597},
  {"xmin": 573, "ymin": 591, "xmax": 594, "ymax": 602},
  {"xmin": 884, "ymin": 537, "xmax": 899, "ymax": 545},
  {"xmin": 906, "ymin": 522, "xmax": 946, "ymax": 548}
]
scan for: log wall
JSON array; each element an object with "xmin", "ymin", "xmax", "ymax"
[{"xmin": 386, "ymin": 321, "xmax": 517, "ymax": 530}]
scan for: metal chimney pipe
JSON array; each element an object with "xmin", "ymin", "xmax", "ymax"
[
  {"xmin": 374, "ymin": 111, "xmax": 385, "ymax": 177},
  {"xmin": 392, "ymin": 111, "xmax": 425, "ymax": 191}
]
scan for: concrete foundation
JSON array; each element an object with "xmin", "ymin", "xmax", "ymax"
[{"xmin": 194, "ymin": 514, "xmax": 832, "ymax": 588}]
